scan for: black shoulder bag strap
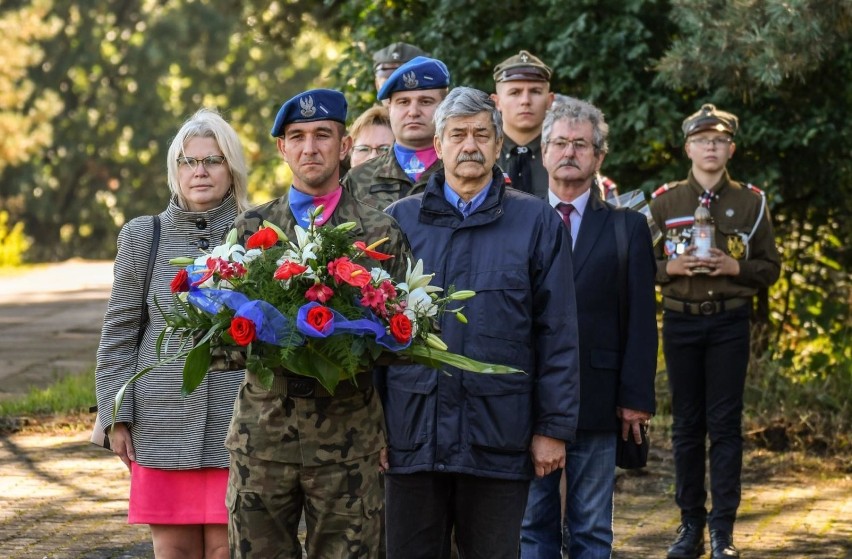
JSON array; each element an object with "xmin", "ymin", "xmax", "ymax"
[{"xmin": 137, "ymin": 215, "xmax": 161, "ymax": 347}]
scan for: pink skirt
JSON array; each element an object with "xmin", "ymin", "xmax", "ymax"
[{"xmin": 128, "ymin": 463, "xmax": 229, "ymax": 525}]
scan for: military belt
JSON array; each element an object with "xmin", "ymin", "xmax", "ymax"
[
  {"xmin": 245, "ymin": 370, "xmax": 372, "ymax": 398},
  {"xmin": 663, "ymin": 297, "xmax": 749, "ymax": 316}
]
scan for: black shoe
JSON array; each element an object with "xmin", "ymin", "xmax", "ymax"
[
  {"xmin": 710, "ymin": 530, "xmax": 739, "ymax": 558},
  {"xmin": 666, "ymin": 523, "xmax": 706, "ymax": 559}
]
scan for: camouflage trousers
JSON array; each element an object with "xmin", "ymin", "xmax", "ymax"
[{"xmin": 227, "ymin": 450, "xmax": 383, "ymax": 559}]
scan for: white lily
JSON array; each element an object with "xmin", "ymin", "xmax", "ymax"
[
  {"xmin": 398, "ymin": 258, "xmax": 442, "ymax": 294},
  {"xmin": 371, "ymin": 267, "xmax": 391, "ymax": 283},
  {"xmin": 405, "ymin": 287, "xmax": 439, "ymax": 319}
]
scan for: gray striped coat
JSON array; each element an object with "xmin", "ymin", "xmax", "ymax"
[{"xmin": 95, "ymin": 196, "xmax": 243, "ymax": 469}]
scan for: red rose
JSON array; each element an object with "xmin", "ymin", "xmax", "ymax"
[
  {"xmin": 246, "ymin": 227, "xmax": 279, "ymax": 250},
  {"xmin": 306, "ymin": 305, "xmax": 334, "ymax": 334},
  {"xmin": 170, "ymin": 269, "xmax": 190, "ymax": 293},
  {"xmin": 229, "ymin": 316, "xmax": 256, "ymax": 346},
  {"xmin": 389, "ymin": 313, "xmax": 412, "ymax": 344}
]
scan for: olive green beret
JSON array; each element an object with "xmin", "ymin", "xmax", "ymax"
[{"xmin": 493, "ymin": 50, "xmax": 552, "ymax": 82}]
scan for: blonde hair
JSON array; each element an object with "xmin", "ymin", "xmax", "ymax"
[
  {"xmin": 349, "ymin": 105, "xmax": 392, "ymax": 142},
  {"xmin": 166, "ymin": 108, "xmax": 250, "ymax": 213}
]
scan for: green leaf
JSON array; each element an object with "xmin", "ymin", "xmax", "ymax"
[
  {"xmin": 182, "ymin": 340, "xmax": 212, "ymax": 396},
  {"xmin": 402, "ymin": 345, "xmax": 522, "ymax": 375}
]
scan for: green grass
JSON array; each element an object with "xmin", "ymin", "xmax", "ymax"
[{"xmin": 0, "ymin": 369, "xmax": 96, "ymax": 417}]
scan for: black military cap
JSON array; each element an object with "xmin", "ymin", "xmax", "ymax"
[
  {"xmin": 682, "ymin": 103, "xmax": 739, "ymax": 137},
  {"xmin": 372, "ymin": 42, "xmax": 428, "ymax": 74},
  {"xmin": 493, "ymin": 50, "xmax": 552, "ymax": 83}
]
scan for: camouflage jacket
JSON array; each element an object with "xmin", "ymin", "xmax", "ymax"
[
  {"xmin": 225, "ymin": 187, "xmax": 412, "ymax": 464},
  {"xmin": 649, "ymin": 170, "xmax": 781, "ymax": 301},
  {"xmin": 342, "ymin": 146, "xmax": 442, "ymax": 210}
]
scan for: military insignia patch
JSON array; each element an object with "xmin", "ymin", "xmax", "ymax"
[
  {"xmin": 403, "ymin": 71, "xmax": 418, "ymax": 89},
  {"xmin": 299, "ymin": 96, "xmax": 316, "ymax": 118},
  {"xmin": 727, "ymin": 234, "xmax": 746, "ymax": 259}
]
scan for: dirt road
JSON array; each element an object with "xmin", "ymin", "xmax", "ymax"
[{"xmin": 0, "ymin": 261, "xmax": 850, "ymax": 558}]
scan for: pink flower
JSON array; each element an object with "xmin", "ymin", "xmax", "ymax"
[
  {"xmin": 360, "ymin": 284, "xmax": 388, "ymax": 314},
  {"xmin": 305, "ymin": 283, "xmax": 334, "ymax": 303},
  {"xmin": 379, "ymin": 279, "xmax": 397, "ymax": 300}
]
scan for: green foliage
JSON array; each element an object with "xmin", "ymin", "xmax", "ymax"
[
  {"xmin": 0, "ymin": 210, "xmax": 31, "ymax": 267},
  {"xmin": 0, "ymin": 0, "xmax": 339, "ymax": 261},
  {"xmin": 0, "ymin": 369, "xmax": 95, "ymax": 417}
]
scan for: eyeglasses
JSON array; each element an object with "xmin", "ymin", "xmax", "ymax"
[
  {"xmin": 352, "ymin": 145, "xmax": 392, "ymax": 156},
  {"xmin": 688, "ymin": 137, "xmax": 733, "ymax": 147},
  {"xmin": 546, "ymin": 138, "xmax": 594, "ymax": 153},
  {"xmin": 176, "ymin": 155, "xmax": 227, "ymax": 170}
]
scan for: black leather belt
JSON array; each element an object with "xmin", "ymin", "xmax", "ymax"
[
  {"xmin": 663, "ymin": 297, "xmax": 749, "ymax": 316},
  {"xmin": 246, "ymin": 370, "xmax": 372, "ymax": 398}
]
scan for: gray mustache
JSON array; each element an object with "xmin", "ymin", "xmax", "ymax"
[
  {"xmin": 457, "ymin": 152, "xmax": 486, "ymax": 164},
  {"xmin": 557, "ymin": 158, "xmax": 579, "ymax": 169}
]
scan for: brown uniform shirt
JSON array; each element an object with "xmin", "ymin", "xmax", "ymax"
[{"xmin": 649, "ymin": 170, "xmax": 780, "ymax": 302}]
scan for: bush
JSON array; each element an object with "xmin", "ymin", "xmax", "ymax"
[{"xmin": 0, "ymin": 210, "xmax": 30, "ymax": 267}]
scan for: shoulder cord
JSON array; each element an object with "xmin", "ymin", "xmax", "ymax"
[{"xmin": 746, "ymin": 189, "xmax": 766, "ymax": 243}]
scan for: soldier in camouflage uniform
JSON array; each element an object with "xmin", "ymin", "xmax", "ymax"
[
  {"xmin": 225, "ymin": 88, "xmax": 410, "ymax": 559},
  {"xmin": 343, "ymin": 56, "xmax": 450, "ymax": 210},
  {"xmin": 650, "ymin": 104, "xmax": 780, "ymax": 559}
]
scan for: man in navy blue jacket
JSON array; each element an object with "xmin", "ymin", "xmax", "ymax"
[
  {"xmin": 520, "ymin": 97, "xmax": 658, "ymax": 559},
  {"xmin": 381, "ymin": 86, "xmax": 580, "ymax": 559}
]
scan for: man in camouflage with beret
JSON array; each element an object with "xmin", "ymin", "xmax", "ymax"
[
  {"xmin": 343, "ymin": 56, "xmax": 450, "ymax": 210},
  {"xmin": 491, "ymin": 49, "xmax": 554, "ymax": 198},
  {"xmin": 372, "ymin": 41, "xmax": 427, "ymax": 92},
  {"xmin": 224, "ymin": 88, "xmax": 410, "ymax": 559},
  {"xmin": 650, "ymin": 104, "xmax": 780, "ymax": 559}
]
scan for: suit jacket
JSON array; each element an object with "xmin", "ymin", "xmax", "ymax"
[{"xmin": 571, "ymin": 193, "xmax": 658, "ymax": 431}]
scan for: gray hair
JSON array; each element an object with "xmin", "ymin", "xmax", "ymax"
[
  {"xmin": 433, "ymin": 86, "xmax": 503, "ymax": 144},
  {"xmin": 542, "ymin": 96, "xmax": 609, "ymax": 155},
  {"xmin": 166, "ymin": 108, "xmax": 250, "ymax": 213}
]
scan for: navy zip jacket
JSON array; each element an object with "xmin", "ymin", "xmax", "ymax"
[{"xmin": 383, "ymin": 166, "xmax": 580, "ymax": 480}]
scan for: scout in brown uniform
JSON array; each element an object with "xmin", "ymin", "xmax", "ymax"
[
  {"xmin": 491, "ymin": 50, "xmax": 554, "ymax": 198},
  {"xmin": 650, "ymin": 104, "xmax": 781, "ymax": 559},
  {"xmin": 343, "ymin": 56, "xmax": 449, "ymax": 210}
]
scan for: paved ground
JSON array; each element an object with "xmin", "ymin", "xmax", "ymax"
[{"xmin": 0, "ymin": 261, "xmax": 850, "ymax": 558}]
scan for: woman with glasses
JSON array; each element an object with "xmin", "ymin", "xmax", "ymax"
[
  {"xmin": 95, "ymin": 108, "xmax": 250, "ymax": 559},
  {"xmin": 348, "ymin": 105, "xmax": 394, "ymax": 168}
]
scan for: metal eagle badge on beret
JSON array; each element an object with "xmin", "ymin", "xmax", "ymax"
[
  {"xmin": 403, "ymin": 71, "xmax": 418, "ymax": 89},
  {"xmin": 299, "ymin": 96, "xmax": 316, "ymax": 118}
]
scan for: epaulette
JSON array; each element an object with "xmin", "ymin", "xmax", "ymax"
[
  {"xmin": 651, "ymin": 182, "xmax": 679, "ymax": 199},
  {"xmin": 746, "ymin": 183, "xmax": 765, "ymax": 197}
]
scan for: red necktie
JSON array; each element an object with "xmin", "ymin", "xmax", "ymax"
[{"xmin": 556, "ymin": 202, "xmax": 575, "ymax": 229}]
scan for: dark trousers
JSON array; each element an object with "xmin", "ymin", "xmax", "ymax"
[
  {"xmin": 384, "ymin": 471, "xmax": 530, "ymax": 559},
  {"xmin": 663, "ymin": 305, "xmax": 750, "ymax": 534}
]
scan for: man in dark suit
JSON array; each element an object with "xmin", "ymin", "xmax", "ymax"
[{"xmin": 520, "ymin": 97, "xmax": 658, "ymax": 558}]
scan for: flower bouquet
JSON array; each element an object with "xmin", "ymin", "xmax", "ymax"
[{"xmin": 113, "ymin": 208, "xmax": 518, "ymax": 423}]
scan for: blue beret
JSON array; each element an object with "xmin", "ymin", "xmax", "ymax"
[
  {"xmin": 270, "ymin": 89, "xmax": 347, "ymax": 137},
  {"xmin": 377, "ymin": 56, "xmax": 450, "ymax": 101}
]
